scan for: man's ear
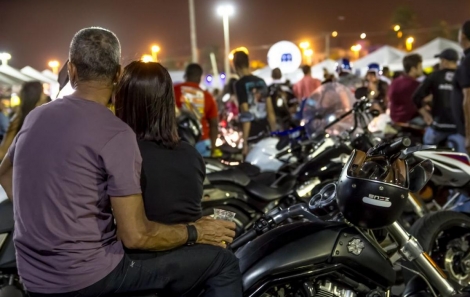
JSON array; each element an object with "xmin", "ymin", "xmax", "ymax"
[
  {"xmin": 67, "ymin": 62, "xmax": 78, "ymax": 87},
  {"xmin": 114, "ymin": 65, "xmax": 122, "ymax": 84}
]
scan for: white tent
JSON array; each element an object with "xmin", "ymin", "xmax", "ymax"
[
  {"xmin": 41, "ymin": 69, "xmax": 58, "ymax": 82},
  {"xmin": 21, "ymin": 66, "xmax": 57, "ymax": 84},
  {"xmin": 353, "ymin": 46, "xmax": 406, "ymax": 76},
  {"xmin": 310, "ymin": 59, "xmax": 337, "ymax": 80},
  {"xmin": 389, "ymin": 38, "xmax": 462, "ymax": 71}
]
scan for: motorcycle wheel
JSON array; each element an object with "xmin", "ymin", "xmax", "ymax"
[
  {"xmin": 202, "ymin": 206, "xmax": 251, "ymax": 237},
  {"xmin": 0, "ymin": 285, "xmax": 24, "ymax": 297},
  {"xmin": 404, "ymin": 211, "xmax": 470, "ymax": 289}
]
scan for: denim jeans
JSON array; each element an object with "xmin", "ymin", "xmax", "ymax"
[
  {"xmin": 195, "ymin": 139, "xmax": 211, "ymax": 157},
  {"xmin": 423, "ymin": 127, "xmax": 466, "ymax": 153},
  {"xmin": 28, "ymin": 245, "xmax": 242, "ymax": 297}
]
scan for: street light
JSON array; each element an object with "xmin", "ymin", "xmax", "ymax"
[
  {"xmin": 351, "ymin": 44, "xmax": 362, "ymax": 59},
  {"xmin": 0, "ymin": 52, "xmax": 11, "ymax": 66},
  {"xmin": 217, "ymin": 4, "xmax": 234, "ymax": 77},
  {"xmin": 331, "ymin": 31, "xmax": 338, "ymax": 38},
  {"xmin": 299, "ymin": 41, "xmax": 310, "ymax": 49},
  {"xmin": 397, "ymin": 31, "xmax": 403, "ymax": 38},
  {"xmin": 141, "ymin": 55, "xmax": 154, "ymax": 63},
  {"xmin": 151, "ymin": 45, "xmax": 160, "ymax": 62},
  {"xmin": 394, "ymin": 25, "xmax": 401, "ymax": 32},
  {"xmin": 48, "ymin": 60, "xmax": 60, "ymax": 74},
  {"xmin": 360, "ymin": 33, "xmax": 367, "ymax": 39},
  {"xmin": 406, "ymin": 37, "xmax": 414, "ymax": 51}
]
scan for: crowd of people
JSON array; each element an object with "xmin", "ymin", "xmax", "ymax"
[{"xmin": 0, "ymin": 18, "xmax": 469, "ymax": 296}]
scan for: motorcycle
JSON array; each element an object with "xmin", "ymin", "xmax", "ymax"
[
  {"xmin": 201, "ymin": 87, "xmax": 378, "ymax": 234},
  {"xmin": 228, "ymin": 138, "xmax": 467, "ymax": 297},
  {"xmin": 398, "ymin": 148, "xmax": 470, "ymax": 288}
]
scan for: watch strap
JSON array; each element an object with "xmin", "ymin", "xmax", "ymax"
[{"xmin": 186, "ymin": 224, "xmax": 198, "ymax": 245}]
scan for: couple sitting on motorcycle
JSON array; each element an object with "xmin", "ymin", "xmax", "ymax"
[{"xmin": 0, "ymin": 27, "xmax": 242, "ymax": 297}]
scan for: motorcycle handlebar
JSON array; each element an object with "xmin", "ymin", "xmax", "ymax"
[
  {"xmin": 230, "ymin": 229, "xmax": 257, "ymax": 250},
  {"xmin": 368, "ymin": 137, "xmax": 411, "ymax": 157}
]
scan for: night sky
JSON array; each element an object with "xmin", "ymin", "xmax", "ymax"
[{"xmin": 1, "ymin": 0, "xmax": 469, "ymax": 70}]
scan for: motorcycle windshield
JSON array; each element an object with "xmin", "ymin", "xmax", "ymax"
[{"xmin": 301, "ymin": 82, "xmax": 356, "ymax": 138}]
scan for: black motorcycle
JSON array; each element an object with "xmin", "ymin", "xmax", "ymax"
[{"xmin": 228, "ymin": 138, "xmax": 465, "ymax": 297}]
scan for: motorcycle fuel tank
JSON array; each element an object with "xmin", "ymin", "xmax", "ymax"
[{"xmin": 236, "ymin": 221, "xmax": 396, "ymax": 293}]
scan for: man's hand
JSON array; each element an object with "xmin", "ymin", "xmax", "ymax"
[
  {"xmin": 193, "ymin": 216, "xmax": 236, "ymax": 248},
  {"xmin": 418, "ymin": 107, "xmax": 433, "ymax": 126}
]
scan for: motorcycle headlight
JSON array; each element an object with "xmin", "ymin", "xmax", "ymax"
[{"xmin": 0, "ymin": 233, "xmax": 7, "ymax": 250}]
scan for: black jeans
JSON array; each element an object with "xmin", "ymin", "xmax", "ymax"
[{"xmin": 28, "ymin": 244, "xmax": 242, "ymax": 297}]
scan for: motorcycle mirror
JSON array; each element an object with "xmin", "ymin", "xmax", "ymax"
[
  {"xmin": 370, "ymin": 109, "xmax": 381, "ymax": 117},
  {"xmin": 57, "ymin": 60, "xmax": 70, "ymax": 92},
  {"xmin": 409, "ymin": 159, "xmax": 434, "ymax": 193},
  {"xmin": 354, "ymin": 87, "xmax": 369, "ymax": 100},
  {"xmin": 239, "ymin": 112, "xmax": 255, "ymax": 123}
]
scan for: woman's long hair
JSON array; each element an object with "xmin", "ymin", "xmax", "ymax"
[
  {"xmin": 18, "ymin": 81, "xmax": 44, "ymax": 133},
  {"xmin": 114, "ymin": 61, "xmax": 179, "ymax": 148}
]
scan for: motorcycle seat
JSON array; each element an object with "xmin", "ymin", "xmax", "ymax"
[
  {"xmin": 207, "ymin": 168, "xmax": 295, "ymax": 201},
  {"xmin": 207, "ymin": 168, "xmax": 251, "ymax": 187},
  {"xmin": 244, "ymin": 179, "xmax": 295, "ymax": 201}
]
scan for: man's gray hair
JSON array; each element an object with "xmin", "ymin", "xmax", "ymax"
[{"xmin": 69, "ymin": 27, "xmax": 121, "ymax": 82}]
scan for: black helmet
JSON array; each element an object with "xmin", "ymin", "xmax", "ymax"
[
  {"xmin": 336, "ymin": 149, "xmax": 409, "ymax": 229},
  {"xmin": 177, "ymin": 110, "xmax": 202, "ymax": 147}
]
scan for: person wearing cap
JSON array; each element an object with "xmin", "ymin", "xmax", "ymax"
[
  {"xmin": 388, "ymin": 54, "xmax": 424, "ymax": 124},
  {"xmin": 337, "ymin": 58, "xmax": 363, "ymax": 92},
  {"xmin": 452, "ymin": 20, "xmax": 470, "ymax": 153},
  {"xmin": 413, "ymin": 48, "xmax": 464, "ymax": 151},
  {"xmin": 366, "ymin": 63, "xmax": 389, "ymax": 113}
]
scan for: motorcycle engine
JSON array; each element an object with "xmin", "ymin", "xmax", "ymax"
[
  {"xmin": 264, "ymin": 279, "xmax": 356, "ymax": 297},
  {"xmin": 314, "ymin": 280, "xmax": 356, "ymax": 297}
]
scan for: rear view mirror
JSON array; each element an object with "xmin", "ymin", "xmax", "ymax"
[
  {"xmin": 239, "ymin": 112, "xmax": 255, "ymax": 123},
  {"xmin": 58, "ymin": 60, "xmax": 70, "ymax": 92},
  {"xmin": 354, "ymin": 87, "xmax": 368, "ymax": 100},
  {"xmin": 409, "ymin": 159, "xmax": 434, "ymax": 193}
]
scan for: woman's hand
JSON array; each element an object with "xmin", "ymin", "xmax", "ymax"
[{"xmin": 193, "ymin": 216, "xmax": 236, "ymax": 248}]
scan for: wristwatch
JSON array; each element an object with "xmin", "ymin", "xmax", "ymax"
[{"xmin": 186, "ymin": 224, "xmax": 198, "ymax": 246}]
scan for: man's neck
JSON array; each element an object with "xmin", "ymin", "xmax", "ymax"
[
  {"xmin": 237, "ymin": 68, "xmax": 251, "ymax": 77},
  {"xmin": 71, "ymin": 81, "xmax": 113, "ymax": 106}
]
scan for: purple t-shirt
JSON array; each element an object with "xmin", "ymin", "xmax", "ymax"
[{"xmin": 8, "ymin": 96, "xmax": 142, "ymax": 293}]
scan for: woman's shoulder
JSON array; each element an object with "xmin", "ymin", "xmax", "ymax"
[{"xmin": 138, "ymin": 140, "xmax": 201, "ymax": 157}]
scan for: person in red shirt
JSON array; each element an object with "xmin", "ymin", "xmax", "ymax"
[
  {"xmin": 293, "ymin": 65, "xmax": 321, "ymax": 100},
  {"xmin": 388, "ymin": 54, "xmax": 424, "ymax": 125},
  {"xmin": 174, "ymin": 64, "xmax": 218, "ymax": 157}
]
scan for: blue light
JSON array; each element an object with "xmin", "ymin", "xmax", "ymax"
[
  {"xmin": 206, "ymin": 75, "xmax": 213, "ymax": 83},
  {"xmin": 220, "ymin": 73, "xmax": 226, "ymax": 79}
]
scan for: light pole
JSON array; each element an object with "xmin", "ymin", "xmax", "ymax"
[
  {"xmin": 217, "ymin": 4, "xmax": 234, "ymax": 76},
  {"xmin": 0, "ymin": 53, "xmax": 11, "ymax": 66},
  {"xmin": 189, "ymin": 0, "xmax": 198, "ymax": 63},
  {"xmin": 151, "ymin": 45, "xmax": 160, "ymax": 62},
  {"xmin": 48, "ymin": 60, "xmax": 60, "ymax": 74}
]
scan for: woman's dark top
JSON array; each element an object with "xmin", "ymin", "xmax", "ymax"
[{"xmin": 139, "ymin": 140, "xmax": 205, "ymax": 225}]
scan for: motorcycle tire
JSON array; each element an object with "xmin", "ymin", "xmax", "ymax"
[
  {"xmin": 403, "ymin": 211, "xmax": 470, "ymax": 290},
  {"xmin": 202, "ymin": 205, "xmax": 251, "ymax": 237},
  {"xmin": 0, "ymin": 285, "xmax": 24, "ymax": 297}
]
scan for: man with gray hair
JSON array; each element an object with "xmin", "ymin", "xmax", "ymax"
[{"xmin": 0, "ymin": 27, "xmax": 241, "ymax": 296}]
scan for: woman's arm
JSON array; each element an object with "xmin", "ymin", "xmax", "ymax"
[{"xmin": 0, "ymin": 117, "xmax": 19, "ymax": 161}]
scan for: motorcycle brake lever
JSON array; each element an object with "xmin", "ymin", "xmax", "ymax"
[{"xmin": 399, "ymin": 145, "xmax": 437, "ymax": 160}]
